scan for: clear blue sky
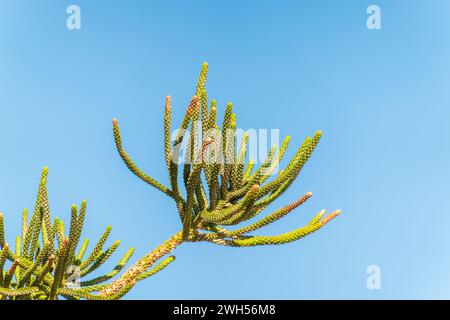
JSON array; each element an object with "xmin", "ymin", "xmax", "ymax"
[{"xmin": 1, "ymin": 0, "xmax": 450, "ymax": 299}]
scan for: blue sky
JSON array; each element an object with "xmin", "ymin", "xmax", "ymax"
[{"xmin": 1, "ymin": 0, "xmax": 450, "ymax": 299}]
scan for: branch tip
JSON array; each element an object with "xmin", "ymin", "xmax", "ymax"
[{"xmin": 321, "ymin": 209, "xmax": 341, "ymax": 225}]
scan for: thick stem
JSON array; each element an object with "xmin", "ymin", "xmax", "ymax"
[{"xmin": 99, "ymin": 231, "xmax": 183, "ymax": 297}]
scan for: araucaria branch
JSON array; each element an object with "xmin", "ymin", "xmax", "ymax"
[
  {"xmin": 0, "ymin": 168, "xmax": 174, "ymax": 300},
  {"xmin": 101, "ymin": 63, "xmax": 341, "ymax": 296}
]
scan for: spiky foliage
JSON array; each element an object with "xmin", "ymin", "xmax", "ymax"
[
  {"xmin": 0, "ymin": 168, "xmax": 174, "ymax": 300},
  {"xmin": 102, "ymin": 63, "xmax": 341, "ymax": 296}
]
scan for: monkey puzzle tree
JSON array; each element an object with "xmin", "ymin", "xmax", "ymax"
[
  {"xmin": 100, "ymin": 63, "xmax": 341, "ymax": 296},
  {"xmin": 0, "ymin": 63, "xmax": 340, "ymax": 299}
]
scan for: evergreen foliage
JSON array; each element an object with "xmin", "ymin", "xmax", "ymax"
[
  {"xmin": 0, "ymin": 63, "xmax": 340, "ymax": 299},
  {"xmin": 0, "ymin": 168, "xmax": 174, "ymax": 300},
  {"xmin": 101, "ymin": 63, "xmax": 341, "ymax": 296}
]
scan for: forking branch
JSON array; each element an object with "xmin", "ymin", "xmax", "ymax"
[{"xmin": 101, "ymin": 63, "xmax": 341, "ymax": 297}]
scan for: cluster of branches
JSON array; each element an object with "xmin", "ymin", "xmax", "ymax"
[
  {"xmin": 0, "ymin": 63, "xmax": 340, "ymax": 299},
  {"xmin": 0, "ymin": 168, "xmax": 174, "ymax": 300},
  {"xmin": 100, "ymin": 63, "xmax": 341, "ymax": 296}
]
